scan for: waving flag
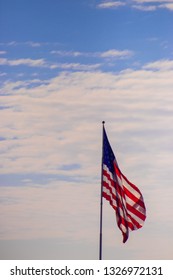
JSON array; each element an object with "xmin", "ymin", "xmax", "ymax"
[{"xmin": 102, "ymin": 126, "xmax": 146, "ymax": 243}]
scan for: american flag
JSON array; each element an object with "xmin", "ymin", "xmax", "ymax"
[{"xmin": 102, "ymin": 126, "xmax": 146, "ymax": 243}]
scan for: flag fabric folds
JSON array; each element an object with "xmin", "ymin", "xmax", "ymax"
[{"xmin": 102, "ymin": 126, "xmax": 146, "ymax": 243}]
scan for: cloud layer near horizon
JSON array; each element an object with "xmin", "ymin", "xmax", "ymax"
[{"xmin": 1, "ymin": 59, "xmax": 173, "ymax": 257}]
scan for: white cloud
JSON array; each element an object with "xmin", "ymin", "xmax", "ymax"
[
  {"xmin": 0, "ymin": 58, "xmax": 7, "ymax": 64},
  {"xmin": 134, "ymin": 0, "xmax": 173, "ymax": 3},
  {"xmin": 7, "ymin": 41, "xmax": 17, "ymax": 46},
  {"xmin": 96, "ymin": 0, "xmax": 173, "ymax": 11},
  {"xmin": 26, "ymin": 41, "xmax": 42, "ymax": 47},
  {"xmin": 0, "ymin": 48, "xmax": 132, "ymax": 71},
  {"xmin": 97, "ymin": 1, "xmax": 125, "ymax": 8},
  {"xmin": 50, "ymin": 63, "xmax": 101, "ymax": 71},
  {"xmin": 1, "ymin": 57, "xmax": 99, "ymax": 70},
  {"xmin": 0, "ymin": 41, "xmax": 54, "ymax": 48},
  {"xmin": 51, "ymin": 49, "xmax": 133, "ymax": 59},
  {"xmin": 100, "ymin": 49, "xmax": 133, "ymax": 58},
  {"xmin": 9, "ymin": 58, "xmax": 46, "ymax": 67},
  {"xmin": 0, "ymin": 72, "xmax": 7, "ymax": 77},
  {"xmin": 143, "ymin": 59, "xmax": 173, "ymax": 70},
  {"xmin": 132, "ymin": 4, "xmax": 157, "ymax": 10},
  {"xmin": 132, "ymin": 0, "xmax": 173, "ymax": 10},
  {"xmin": 0, "ymin": 58, "xmax": 46, "ymax": 67},
  {"xmin": 51, "ymin": 50, "xmax": 84, "ymax": 57},
  {"xmin": 0, "ymin": 51, "xmax": 7, "ymax": 55},
  {"xmin": 159, "ymin": 2, "xmax": 173, "ymax": 9}
]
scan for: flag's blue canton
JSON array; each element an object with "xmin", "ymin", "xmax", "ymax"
[{"xmin": 103, "ymin": 127, "xmax": 115, "ymax": 174}]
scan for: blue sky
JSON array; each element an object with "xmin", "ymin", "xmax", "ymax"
[{"xmin": 0, "ymin": 0, "xmax": 173, "ymax": 259}]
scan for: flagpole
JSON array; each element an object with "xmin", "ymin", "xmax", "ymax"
[{"xmin": 99, "ymin": 121, "xmax": 105, "ymax": 260}]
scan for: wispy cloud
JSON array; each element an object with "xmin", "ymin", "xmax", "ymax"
[
  {"xmin": 132, "ymin": 4, "xmax": 157, "ymax": 10},
  {"xmin": 0, "ymin": 58, "xmax": 101, "ymax": 71},
  {"xmin": 0, "ymin": 72, "xmax": 7, "ymax": 77},
  {"xmin": 26, "ymin": 41, "xmax": 42, "ymax": 47},
  {"xmin": 0, "ymin": 41, "xmax": 61, "ymax": 48},
  {"xmin": 100, "ymin": 49, "xmax": 133, "ymax": 58},
  {"xmin": 0, "ymin": 57, "xmax": 100, "ymax": 71},
  {"xmin": 133, "ymin": 0, "xmax": 173, "ymax": 3},
  {"xmin": 0, "ymin": 51, "xmax": 7, "ymax": 55},
  {"xmin": 143, "ymin": 59, "xmax": 173, "ymax": 70},
  {"xmin": 96, "ymin": 0, "xmax": 173, "ymax": 11},
  {"xmin": 159, "ymin": 2, "xmax": 173, "ymax": 9},
  {"xmin": 51, "ymin": 49, "xmax": 133, "ymax": 59},
  {"xmin": 0, "ymin": 58, "xmax": 46, "ymax": 67},
  {"xmin": 51, "ymin": 50, "xmax": 84, "ymax": 57},
  {"xmin": 132, "ymin": 0, "xmax": 173, "ymax": 11},
  {"xmin": 0, "ymin": 48, "xmax": 132, "ymax": 71},
  {"xmin": 97, "ymin": 1, "xmax": 125, "ymax": 9},
  {"xmin": 50, "ymin": 63, "xmax": 101, "ymax": 71}
]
